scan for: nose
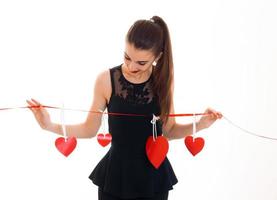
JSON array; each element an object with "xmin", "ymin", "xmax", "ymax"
[{"xmin": 127, "ymin": 62, "xmax": 139, "ymax": 72}]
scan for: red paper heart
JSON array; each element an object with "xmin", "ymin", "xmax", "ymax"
[
  {"xmin": 97, "ymin": 133, "xmax": 112, "ymax": 147},
  {"xmin": 55, "ymin": 137, "xmax": 77, "ymax": 157},
  {"xmin": 146, "ymin": 136, "xmax": 169, "ymax": 169},
  {"xmin": 184, "ymin": 136, "xmax": 205, "ymax": 156}
]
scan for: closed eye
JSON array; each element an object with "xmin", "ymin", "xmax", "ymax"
[
  {"xmin": 124, "ymin": 56, "xmax": 131, "ymax": 60},
  {"xmin": 138, "ymin": 62, "xmax": 146, "ymax": 66},
  {"xmin": 124, "ymin": 53, "xmax": 148, "ymax": 65}
]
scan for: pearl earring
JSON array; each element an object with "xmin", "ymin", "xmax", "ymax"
[{"xmin": 153, "ymin": 61, "xmax": 157, "ymax": 67}]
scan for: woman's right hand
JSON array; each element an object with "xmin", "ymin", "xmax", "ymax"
[{"xmin": 26, "ymin": 98, "xmax": 52, "ymax": 130}]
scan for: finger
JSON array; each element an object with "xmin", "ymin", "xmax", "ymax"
[
  {"xmin": 205, "ymin": 107, "xmax": 222, "ymax": 119},
  {"xmin": 26, "ymin": 100, "xmax": 39, "ymax": 109},
  {"xmin": 212, "ymin": 111, "xmax": 218, "ymax": 118},
  {"xmin": 210, "ymin": 108, "xmax": 217, "ymax": 114},
  {"xmin": 206, "ymin": 107, "xmax": 216, "ymax": 114},
  {"xmin": 26, "ymin": 100, "xmax": 40, "ymax": 114},
  {"xmin": 207, "ymin": 113, "xmax": 216, "ymax": 118},
  {"xmin": 207, "ymin": 108, "xmax": 216, "ymax": 116},
  {"xmin": 205, "ymin": 107, "xmax": 212, "ymax": 113},
  {"xmin": 30, "ymin": 99, "xmax": 43, "ymax": 109},
  {"xmin": 26, "ymin": 100, "xmax": 31, "ymax": 106},
  {"xmin": 26, "ymin": 100, "xmax": 36, "ymax": 110},
  {"xmin": 26, "ymin": 99, "xmax": 36, "ymax": 106},
  {"xmin": 214, "ymin": 112, "xmax": 222, "ymax": 119},
  {"xmin": 215, "ymin": 111, "xmax": 221, "ymax": 119},
  {"xmin": 207, "ymin": 111, "xmax": 215, "ymax": 118},
  {"xmin": 31, "ymin": 98, "xmax": 42, "ymax": 106}
]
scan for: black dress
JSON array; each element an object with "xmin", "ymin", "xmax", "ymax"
[{"xmin": 89, "ymin": 64, "xmax": 178, "ymax": 199}]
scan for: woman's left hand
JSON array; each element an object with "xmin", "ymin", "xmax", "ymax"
[{"xmin": 198, "ymin": 107, "xmax": 223, "ymax": 129}]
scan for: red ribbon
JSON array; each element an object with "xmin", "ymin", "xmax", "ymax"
[{"xmin": 0, "ymin": 105, "xmax": 209, "ymax": 117}]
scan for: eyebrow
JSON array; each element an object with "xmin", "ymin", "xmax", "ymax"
[{"xmin": 124, "ymin": 52, "xmax": 149, "ymax": 63}]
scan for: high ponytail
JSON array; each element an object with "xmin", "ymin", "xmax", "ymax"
[
  {"xmin": 126, "ymin": 16, "xmax": 174, "ymax": 124},
  {"xmin": 150, "ymin": 16, "xmax": 174, "ymax": 125}
]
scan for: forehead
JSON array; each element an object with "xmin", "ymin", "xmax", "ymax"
[{"xmin": 125, "ymin": 42, "xmax": 155, "ymax": 60}]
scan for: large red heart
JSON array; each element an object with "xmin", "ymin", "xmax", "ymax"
[
  {"xmin": 184, "ymin": 136, "xmax": 205, "ymax": 156},
  {"xmin": 55, "ymin": 137, "xmax": 77, "ymax": 157},
  {"xmin": 146, "ymin": 136, "xmax": 169, "ymax": 169},
  {"xmin": 97, "ymin": 133, "xmax": 112, "ymax": 147}
]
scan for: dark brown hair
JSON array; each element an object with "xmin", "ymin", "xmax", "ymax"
[{"xmin": 126, "ymin": 16, "xmax": 174, "ymax": 124}]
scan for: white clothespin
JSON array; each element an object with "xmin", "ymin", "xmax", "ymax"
[{"xmin": 151, "ymin": 114, "xmax": 160, "ymax": 141}]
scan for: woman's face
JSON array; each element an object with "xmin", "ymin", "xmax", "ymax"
[{"xmin": 123, "ymin": 42, "xmax": 156, "ymax": 75}]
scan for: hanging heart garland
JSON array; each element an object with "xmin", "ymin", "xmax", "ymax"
[
  {"xmin": 184, "ymin": 136, "xmax": 205, "ymax": 156},
  {"xmin": 4, "ymin": 103, "xmax": 277, "ymax": 160},
  {"xmin": 146, "ymin": 135, "xmax": 169, "ymax": 169},
  {"xmin": 55, "ymin": 137, "xmax": 77, "ymax": 157},
  {"xmin": 146, "ymin": 114, "xmax": 169, "ymax": 169},
  {"xmin": 97, "ymin": 133, "xmax": 112, "ymax": 147},
  {"xmin": 55, "ymin": 103, "xmax": 77, "ymax": 157},
  {"xmin": 184, "ymin": 113, "xmax": 205, "ymax": 156},
  {"xmin": 96, "ymin": 109, "xmax": 112, "ymax": 147}
]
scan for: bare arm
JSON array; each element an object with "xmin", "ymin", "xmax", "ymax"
[
  {"xmin": 162, "ymin": 102, "xmax": 205, "ymax": 140},
  {"xmin": 163, "ymin": 121, "xmax": 206, "ymax": 140},
  {"xmin": 27, "ymin": 70, "xmax": 110, "ymax": 139},
  {"xmin": 161, "ymin": 82, "xmax": 219, "ymax": 140},
  {"xmin": 162, "ymin": 97, "xmax": 222, "ymax": 140}
]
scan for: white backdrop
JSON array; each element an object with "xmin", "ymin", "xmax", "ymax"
[{"xmin": 0, "ymin": 0, "xmax": 276, "ymax": 199}]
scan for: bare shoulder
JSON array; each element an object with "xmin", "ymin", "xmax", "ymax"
[
  {"xmin": 85, "ymin": 68, "xmax": 111, "ymax": 122},
  {"xmin": 84, "ymin": 69, "xmax": 111, "ymax": 137},
  {"xmin": 94, "ymin": 68, "xmax": 112, "ymax": 106}
]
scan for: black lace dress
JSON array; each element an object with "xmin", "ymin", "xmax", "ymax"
[{"xmin": 89, "ymin": 64, "xmax": 178, "ymax": 199}]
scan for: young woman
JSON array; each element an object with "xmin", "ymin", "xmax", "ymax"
[{"xmin": 27, "ymin": 15, "xmax": 222, "ymax": 200}]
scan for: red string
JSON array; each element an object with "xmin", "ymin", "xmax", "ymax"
[
  {"xmin": 0, "ymin": 105, "xmax": 209, "ymax": 117},
  {"xmin": 2, "ymin": 105, "xmax": 277, "ymax": 141}
]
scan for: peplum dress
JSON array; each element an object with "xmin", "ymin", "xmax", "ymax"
[{"xmin": 89, "ymin": 64, "xmax": 178, "ymax": 199}]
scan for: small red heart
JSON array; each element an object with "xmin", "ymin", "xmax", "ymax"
[
  {"xmin": 184, "ymin": 136, "xmax": 205, "ymax": 156},
  {"xmin": 146, "ymin": 136, "xmax": 169, "ymax": 169},
  {"xmin": 55, "ymin": 137, "xmax": 77, "ymax": 157},
  {"xmin": 97, "ymin": 133, "xmax": 112, "ymax": 147}
]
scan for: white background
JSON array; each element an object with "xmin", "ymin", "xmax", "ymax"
[{"xmin": 0, "ymin": 0, "xmax": 277, "ymax": 199}]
